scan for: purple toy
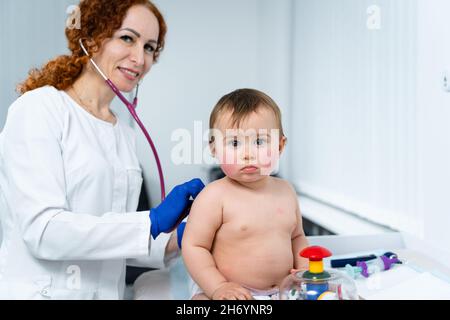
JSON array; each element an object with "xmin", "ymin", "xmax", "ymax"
[{"xmin": 356, "ymin": 255, "xmax": 400, "ymax": 278}]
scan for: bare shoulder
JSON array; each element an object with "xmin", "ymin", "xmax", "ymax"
[
  {"xmin": 190, "ymin": 177, "xmax": 229, "ymax": 211},
  {"xmin": 270, "ymin": 178, "xmax": 302, "ymax": 221},
  {"xmin": 270, "ymin": 176, "xmax": 298, "ymax": 198},
  {"xmin": 196, "ymin": 177, "xmax": 229, "ymax": 199}
]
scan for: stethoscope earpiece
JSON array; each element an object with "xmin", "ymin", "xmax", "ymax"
[{"xmin": 79, "ymin": 38, "xmax": 108, "ymax": 81}]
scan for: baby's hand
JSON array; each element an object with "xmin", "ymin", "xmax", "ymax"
[
  {"xmin": 290, "ymin": 269, "xmax": 300, "ymax": 275},
  {"xmin": 290, "ymin": 266, "xmax": 308, "ymax": 275},
  {"xmin": 211, "ymin": 282, "xmax": 253, "ymax": 300}
]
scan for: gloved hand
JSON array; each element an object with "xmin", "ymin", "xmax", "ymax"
[
  {"xmin": 150, "ymin": 178, "xmax": 204, "ymax": 239},
  {"xmin": 176, "ymin": 222, "xmax": 186, "ymax": 249}
]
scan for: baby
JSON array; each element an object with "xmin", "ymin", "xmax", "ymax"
[{"xmin": 181, "ymin": 89, "xmax": 309, "ymax": 300}]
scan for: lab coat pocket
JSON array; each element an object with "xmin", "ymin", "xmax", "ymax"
[
  {"xmin": 0, "ymin": 276, "xmax": 95, "ymax": 299},
  {"xmin": 50, "ymin": 287, "xmax": 97, "ymax": 300},
  {"xmin": 126, "ymin": 168, "xmax": 143, "ymax": 211},
  {"xmin": 3, "ymin": 275, "xmax": 54, "ymax": 299},
  {"xmin": 34, "ymin": 276, "xmax": 96, "ymax": 300},
  {"xmin": 0, "ymin": 278, "xmax": 52, "ymax": 300}
]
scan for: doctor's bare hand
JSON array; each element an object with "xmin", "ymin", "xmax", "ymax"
[
  {"xmin": 150, "ymin": 178, "xmax": 205, "ymax": 239},
  {"xmin": 212, "ymin": 282, "xmax": 254, "ymax": 300}
]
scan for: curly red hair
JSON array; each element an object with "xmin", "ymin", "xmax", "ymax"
[{"xmin": 18, "ymin": 0, "xmax": 167, "ymax": 95}]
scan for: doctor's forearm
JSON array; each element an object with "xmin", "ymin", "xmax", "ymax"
[
  {"xmin": 163, "ymin": 231, "xmax": 180, "ymax": 266},
  {"xmin": 23, "ymin": 210, "xmax": 150, "ymax": 261}
]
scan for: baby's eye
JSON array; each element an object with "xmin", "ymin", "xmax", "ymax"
[
  {"xmin": 255, "ymin": 138, "xmax": 267, "ymax": 146},
  {"xmin": 227, "ymin": 140, "xmax": 241, "ymax": 148}
]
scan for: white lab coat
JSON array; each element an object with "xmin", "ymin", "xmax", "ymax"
[{"xmin": 0, "ymin": 86, "xmax": 169, "ymax": 299}]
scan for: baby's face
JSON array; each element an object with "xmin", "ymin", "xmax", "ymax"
[{"xmin": 211, "ymin": 106, "xmax": 286, "ymax": 183}]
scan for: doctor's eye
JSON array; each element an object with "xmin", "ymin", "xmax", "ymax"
[
  {"xmin": 144, "ymin": 44, "xmax": 156, "ymax": 54},
  {"xmin": 120, "ymin": 35, "xmax": 134, "ymax": 44}
]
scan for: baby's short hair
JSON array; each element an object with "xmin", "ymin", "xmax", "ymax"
[{"xmin": 209, "ymin": 89, "xmax": 285, "ymax": 143}]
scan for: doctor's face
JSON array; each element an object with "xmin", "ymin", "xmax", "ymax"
[{"xmin": 92, "ymin": 5, "xmax": 160, "ymax": 92}]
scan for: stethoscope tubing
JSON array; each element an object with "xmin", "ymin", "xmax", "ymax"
[{"xmin": 79, "ymin": 39, "xmax": 166, "ymax": 201}]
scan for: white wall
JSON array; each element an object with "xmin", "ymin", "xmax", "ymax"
[
  {"xmin": 416, "ymin": 0, "xmax": 450, "ymax": 255},
  {"xmin": 291, "ymin": 0, "xmax": 421, "ymax": 234},
  {"xmin": 290, "ymin": 0, "xmax": 450, "ymax": 254},
  {"xmin": 0, "ymin": 0, "xmax": 73, "ymax": 128}
]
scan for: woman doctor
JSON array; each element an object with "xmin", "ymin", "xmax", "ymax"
[{"xmin": 0, "ymin": 0, "xmax": 204, "ymax": 299}]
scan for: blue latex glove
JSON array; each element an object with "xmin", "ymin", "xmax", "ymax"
[
  {"xmin": 150, "ymin": 178, "xmax": 204, "ymax": 239},
  {"xmin": 177, "ymin": 222, "xmax": 186, "ymax": 249}
]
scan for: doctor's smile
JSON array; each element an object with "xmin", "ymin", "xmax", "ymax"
[{"xmin": 119, "ymin": 68, "xmax": 140, "ymax": 80}]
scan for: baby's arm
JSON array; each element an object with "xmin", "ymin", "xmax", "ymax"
[
  {"xmin": 181, "ymin": 184, "xmax": 252, "ymax": 300},
  {"xmin": 290, "ymin": 190, "xmax": 309, "ymax": 270}
]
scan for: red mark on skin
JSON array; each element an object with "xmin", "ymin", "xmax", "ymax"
[
  {"xmin": 276, "ymin": 207, "xmax": 284, "ymax": 215},
  {"xmin": 221, "ymin": 164, "xmax": 240, "ymax": 176}
]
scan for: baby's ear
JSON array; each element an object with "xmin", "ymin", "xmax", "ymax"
[
  {"xmin": 209, "ymin": 144, "xmax": 216, "ymax": 157},
  {"xmin": 209, "ymin": 138, "xmax": 216, "ymax": 156},
  {"xmin": 279, "ymin": 136, "xmax": 287, "ymax": 155}
]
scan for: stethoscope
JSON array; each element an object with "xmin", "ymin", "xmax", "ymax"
[{"xmin": 79, "ymin": 38, "xmax": 166, "ymax": 201}]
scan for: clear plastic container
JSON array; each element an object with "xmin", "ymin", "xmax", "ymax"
[
  {"xmin": 279, "ymin": 246, "xmax": 359, "ymax": 300},
  {"xmin": 279, "ymin": 269, "xmax": 359, "ymax": 300}
]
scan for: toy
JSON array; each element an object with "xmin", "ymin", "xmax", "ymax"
[
  {"xmin": 279, "ymin": 246, "xmax": 359, "ymax": 300},
  {"xmin": 330, "ymin": 251, "xmax": 400, "ymax": 268},
  {"xmin": 345, "ymin": 255, "xmax": 401, "ymax": 279}
]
